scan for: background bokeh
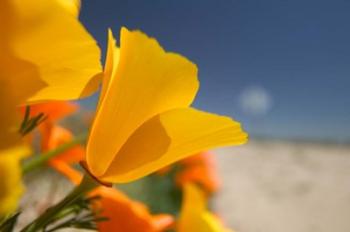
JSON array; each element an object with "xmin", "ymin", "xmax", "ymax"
[{"xmin": 80, "ymin": 0, "xmax": 350, "ymax": 143}]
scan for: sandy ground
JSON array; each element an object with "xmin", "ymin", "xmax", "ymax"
[
  {"xmin": 214, "ymin": 140, "xmax": 350, "ymax": 232},
  {"xmin": 17, "ymin": 140, "xmax": 350, "ymax": 232}
]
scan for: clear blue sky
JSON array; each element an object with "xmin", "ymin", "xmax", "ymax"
[{"xmin": 79, "ymin": 0, "xmax": 350, "ymax": 142}]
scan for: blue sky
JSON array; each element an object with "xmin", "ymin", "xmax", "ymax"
[{"xmin": 79, "ymin": 0, "xmax": 350, "ymax": 142}]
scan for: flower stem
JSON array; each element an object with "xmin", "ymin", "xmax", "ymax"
[
  {"xmin": 20, "ymin": 174, "xmax": 98, "ymax": 232},
  {"xmin": 22, "ymin": 133, "xmax": 87, "ymax": 174}
]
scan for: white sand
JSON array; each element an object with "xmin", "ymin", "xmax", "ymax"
[{"xmin": 214, "ymin": 140, "xmax": 350, "ymax": 232}]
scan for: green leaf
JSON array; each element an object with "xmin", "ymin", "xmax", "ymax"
[{"xmin": 0, "ymin": 213, "xmax": 20, "ymax": 232}]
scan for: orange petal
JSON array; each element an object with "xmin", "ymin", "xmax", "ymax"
[
  {"xmin": 176, "ymin": 152, "xmax": 220, "ymax": 194},
  {"xmin": 41, "ymin": 124, "xmax": 84, "ymax": 164},
  {"xmin": 91, "ymin": 187, "xmax": 173, "ymax": 232},
  {"xmin": 28, "ymin": 101, "xmax": 78, "ymax": 121},
  {"xmin": 176, "ymin": 166, "xmax": 220, "ymax": 194},
  {"xmin": 151, "ymin": 214, "xmax": 175, "ymax": 231},
  {"xmin": 49, "ymin": 160, "xmax": 83, "ymax": 185}
]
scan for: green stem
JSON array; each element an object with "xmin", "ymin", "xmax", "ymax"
[
  {"xmin": 20, "ymin": 174, "xmax": 98, "ymax": 232},
  {"xmin": 22, "ymin": 133, "xmax": 88, "ymax": 174}
]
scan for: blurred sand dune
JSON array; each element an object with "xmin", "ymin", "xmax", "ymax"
[
  {"xmin": 20, "ymin": 140, "xmax": 350, "ymax": 232},
  {"xmin": 214, "ymin": 140, "xmax": 350, "ymax": 232}
]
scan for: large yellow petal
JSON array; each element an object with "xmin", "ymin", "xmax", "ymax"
[
  {"xmin": 0, "ymin": 56, "xmax": 46, "ymax": 105},
  {"xmin": 98, "ymin": 29, "xmax": 120, "ymax": 105},
  {"xmin": 0, "ymin": 58, "xmax": 45, "ymax": 149},
  {"xmin": 99, "ymin": 108, "xmax": 247, "ymax": 183},
  {"xmin": 0, "ymin": 1, "xmax": 14, "ymax": 46},
  {"xmin": 0, "ymin": 146, "xmax": 30, "ymax": 217},
  {"xmin": 0, "ymin": 78, "xmax": 21, "ymax": 150},
  {"xmin": 3, "ymin": 0, "xmax": 102, "ymax": 103},
  {"xmin": 87, "ymin": 28, "xmax": 199, "ymax": 176}
]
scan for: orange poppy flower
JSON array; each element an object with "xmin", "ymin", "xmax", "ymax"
[
  {"xmin": 39, "ymin": 123, "xmax": 84, "ymax": 183},
  {"xmin": 19, "ymin": 100, "xmax": 78, "ymax": 144},
  {"xmin": 20, "ymin": 101, "xmax": 86, "ymax": 185},
  {"xmin": 91, "ymin": 187, "xmax": 174, "ymax": 232},
  {"xmin": 41, "ymin": 123, "xmax": 84, "ymax": 163},
  {"xmin": 176, "ymin": 152, "xmax": 220, "ymax": 194},
  {"xmin": 28, "ymin": 101, "xmax": 79, "ymax": 122}
]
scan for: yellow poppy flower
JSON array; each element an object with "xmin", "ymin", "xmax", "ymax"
[
  {"xmin": 177, "ymin": 183, "xmax": 235, "ymax": 232},
  {"xmin": 0, "ymin": 47, "xmax": 43, "ymax": 216},
  {"xmin": 0, "ymin": 146, "xmax": 30, "ymax": 217},
  {"xmin": 0, "ymin": 74, "xmax": 44, "ymax": 149},
  {"xmin": 0, "ymin": 0, "xmax": 102, "ymax": 103},
  {"xmin": 86, "ymin": 28, "xmax": 248, "ymax": 183}
]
